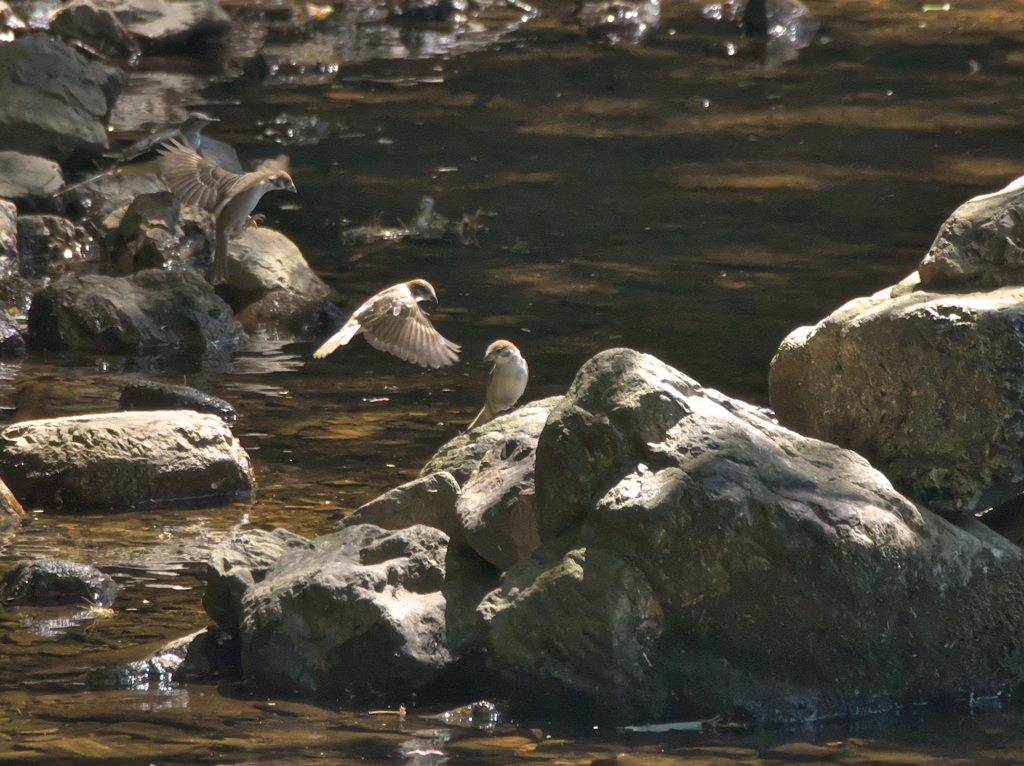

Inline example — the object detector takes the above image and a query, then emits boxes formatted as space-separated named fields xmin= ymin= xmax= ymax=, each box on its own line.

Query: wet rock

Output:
xmin=16 ymin=214 xmax=80 ymax=278
xmin=105 ymin=0 xmax=230 ymax=51
xmin=106 ymin=191 xmax=182 ymax=274
xmin=205 ymin=527 xmax=315 ymax=637
xmin=224 ymin=227 xmax=332 ymax=305
xmin=240 ymin=523 xmax=452 ymax=703
xmin=457 ymin=434 xmax=540 ymax=571
xmin=0 ymin=559 xmax=119 ymax=606
xmin=338 ymin=472 xmax=463 ymax=543
xmin=0 ymin=409 xmax=256 ymax=511
xmin=920 ymin=178 xmax=1024 ymax=289
xmin=763 ymin=0 xmax=818 ymax=68
xmin=89 ymin=624 xmax=239 ymax=688
xmin=0 ymin=201 xmax=16 ymax=259
xmin=257 ymin=113 xmax=331 ymax=148
xmin=27 ymin=265 xmax=243 ymax=354
xmin=0 ymin=474 xmax=24 ymax=531
xmin=243 ymin=41 xmax=341 ymax=87
xmin=235 ymin=289 xmax=345 ymax=337
xmin=0 ymin=33 xmax=124 ymax=160
xmin=391 ymin=0 xmax=468 ymax=24
xmin=49 ymin=0 xmax=142 ymax=60
xmin=0 ymin=311 xmax=26 ymax=357
xmin=483 ymin=348 xmax=1024 ymax=723
xmin=0 ymin=152 xmax=65 ymax=207
xmin=433 ymin=700 xmax=501 ymax=731
xmin=420 ymin=396 xmax=561 ymax=484
xmin=119 ymin=379 xmax=237 ymax=425
xmin=769 ymin=276 xmax=1024 ymax=522
xmin=575 ymin=0 xmax=659 ymax=44
xmin=60 ymin=170 xmax=168 ymax=229
xmin=0 ymin=1 xmax=27 ymax=40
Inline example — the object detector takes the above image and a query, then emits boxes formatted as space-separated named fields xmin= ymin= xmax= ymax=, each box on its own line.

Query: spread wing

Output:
xmin=359 ymin=292 xmax=460 ymax=369
xmin=157 ymin=137 xmax=248 ymax=211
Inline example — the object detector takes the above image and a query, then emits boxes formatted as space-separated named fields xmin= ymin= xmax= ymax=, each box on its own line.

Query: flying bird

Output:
xmin=468 ymin=340 xmax=528 ymax=429
xmin=157 ymin=137 xmax=296 ymax=284
xmin=313 ymin=279 xmax=461 ymax=368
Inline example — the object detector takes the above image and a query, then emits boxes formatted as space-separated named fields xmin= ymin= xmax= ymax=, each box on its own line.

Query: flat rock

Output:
xmin=0 ymin=409 xmax=256 ymax=511
xmin=119 ymin=379 xmax=236 ymax=424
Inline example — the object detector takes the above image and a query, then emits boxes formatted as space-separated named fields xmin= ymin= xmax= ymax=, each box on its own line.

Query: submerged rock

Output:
xmin=119 ymin=379 xmax=237 ymax=425
xmin=27 ymin=265 xmax=242 ymax=353
xmin=0 ymin=410 xmax=256 ymax=511
xmin=0 ymin=33 xmax=124 ymax=160
xmin=769 ymin=275 xmax=1024 ymax=522
xmin=0 ymin=559 xmax=119 ymax=606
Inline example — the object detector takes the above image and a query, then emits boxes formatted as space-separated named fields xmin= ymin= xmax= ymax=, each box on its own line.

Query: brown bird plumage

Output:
xmin=157 ymin=137 xmax=296 ymax=284
xmin=468 ymin=339 xmax=529 ymax=429
xmin=313 ymin=279 xmax=461 ymax=368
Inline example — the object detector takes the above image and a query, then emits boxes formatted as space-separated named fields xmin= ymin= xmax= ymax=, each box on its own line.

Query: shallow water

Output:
xmin=4 ymin=0 xmax=1024 ymax=760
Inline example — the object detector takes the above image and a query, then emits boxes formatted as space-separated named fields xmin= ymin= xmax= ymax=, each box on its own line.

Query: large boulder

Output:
xmin=0 ymin=33 xmax=124 ymax=160
xmin=239 ymin=523 xmax=453 ymax=703
xmin=480 ymin=348 xmax=1024 ymax=722
xmin=0 ymin=410 xmax=255 ymax=511
xmin=27 ymin=265 xmax=242 ymax=353
xmin=769 ymin=274 xmax=1024 ymax=521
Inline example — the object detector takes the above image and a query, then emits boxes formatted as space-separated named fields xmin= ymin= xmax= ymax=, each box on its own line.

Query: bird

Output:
xmin=61 ymin=112 xmax=243 ymax=195
xmin=157 ymin=137 xmax=296 ymax=284
xmin=468 ymin=340 xmax=528 ymax=429
xmin=312 ymin=279 xmax=461 ymax=368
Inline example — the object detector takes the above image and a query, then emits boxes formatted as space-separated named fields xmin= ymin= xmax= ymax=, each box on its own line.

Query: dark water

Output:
xmin=4 ymin=0 xmax=1024 ymax=760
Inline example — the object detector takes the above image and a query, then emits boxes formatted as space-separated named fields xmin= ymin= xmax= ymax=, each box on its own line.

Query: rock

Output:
xmin=0 ymin=409 xmax=256 ymax=511
xmin=105 ymin=0 xmax=230 ymax=51
xmin=0 ymin=474 xmax=23 ymax=531
xmin=119 ymin=380 xmax=237 ymax=424
xmin=575 ymin=0 xmax=660 ymax=44
xmin=0 ymin=310 xmax=25 ymax=357
xmin=27 ymin=265 xmax=242 ymax=354
xmin=919 ymin=179 xmax=1024 ymax=289
xmin=0 ymin=152 xmax=64 ymax=206
xmin=0 ymin=559 xmax=119 ymax=606
xmin=204 ymin=527 xmax=315 ymax=636
xmin=0 ymin=34 xmax=124 ymax=160
xmin=60 ymin=170 xmax=168 ymax=230
xmin=420 ymin=397 xmax=561 ymax=484
xmin=87 ymin=626 xmax=239 ymax=688
xmin=456 ymin=433 xmax=541 ymax=571
xmin=338 ymin=472 xmax=462 ymax=542
xmin=243 ymin=42 xmax=342 ymax=87
xmin=0 ymin=200 xmax=14 ymax=258
xmin=106 ymin=191 xmax=182 ymax=274
xmin=235 ymin=289 xmax=345 ymax=337
xmin=16 ymin=214 xmax=80 ymax=278
xmin=482 ymin=348 xmax=1024 ymax=723
xmin=769 ymin=277 xmax=1024 ymax=521
xmin=0 ymin=2 xmax=27 ymax=38
xmin=240 ymin=524 xmax=452 ymax=703
xmin=49 ymin=0 xmax=142 ymax=60
xmin=225 ymin=228 xmax=332 ymax=304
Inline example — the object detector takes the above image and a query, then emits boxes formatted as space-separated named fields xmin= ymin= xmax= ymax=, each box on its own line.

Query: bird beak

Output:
xmin=286 ymin=178 xmax=297 ymax=193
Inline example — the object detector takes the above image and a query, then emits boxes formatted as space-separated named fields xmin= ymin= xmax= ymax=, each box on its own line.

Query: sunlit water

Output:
xmin=4 ymin=0 xmax=1024 ymax=760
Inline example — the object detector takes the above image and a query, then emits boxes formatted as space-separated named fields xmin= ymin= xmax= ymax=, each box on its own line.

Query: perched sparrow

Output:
xmin=468 ymin=340 xmax=528 ymax=429
xmin=313 ymin=279 xmax=460 ymax=368
xmin=157 ymin=137 xmax=296 ymax=284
